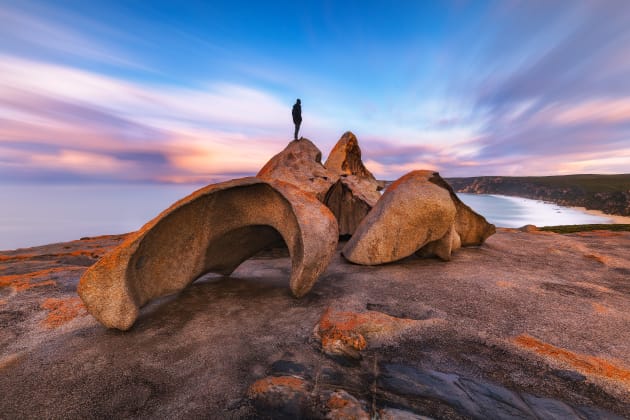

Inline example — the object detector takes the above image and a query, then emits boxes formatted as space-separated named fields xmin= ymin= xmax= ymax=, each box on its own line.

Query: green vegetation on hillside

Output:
xmin=539 ymin=224 xmax=630 ymax=234
xmin=452 ymin=174 xmax=630 ymax=193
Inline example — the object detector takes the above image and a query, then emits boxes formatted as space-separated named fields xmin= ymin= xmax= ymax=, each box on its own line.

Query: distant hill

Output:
xmin=445 ymin=174 xmax=630 ymax=216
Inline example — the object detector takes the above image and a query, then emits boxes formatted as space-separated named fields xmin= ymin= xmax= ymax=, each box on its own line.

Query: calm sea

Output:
xmin=0 ymin=184 xmax=622 ymax=251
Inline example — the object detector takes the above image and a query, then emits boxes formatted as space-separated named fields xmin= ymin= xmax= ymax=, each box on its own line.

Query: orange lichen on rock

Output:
xmin=0 ymin=254 xmax=36 ymax=262
xmin=575 ymin=282 xmax=613 ymax=293
xmin=0 ymin=299 xmax=7 ymax=305
xmin=0 ymin=248 xmax=105 ymax=263
xmin=327 ymin=393 xmax=352 ymax=410
xmin=0 ymin=266 xmax=84 ymax=292
xmin=248 ymin=376 xmax=307 ymax=397
xmin=496 ymin=280 xmax=513 ymax=288
xmin=0 ymin=268 xmax=62 ymax=292
xmin=592 ymin=303 xmax=609 ymax=314
xmin=0 ymin=353 xmax=22 ymax=370
xmin=584 ymin=253 xmax=609 ymax=264
xmin=66 ymin=250 xmax=103 ymax=258
xmin=315 ymin=308 xmax=422 ymax=358
xmin=514 ymin=334 xmax=630 ymax=386
xmin=326 ymin=390 xmax=370 ymax=419
xmin=575 ymin=230 xmax=623 ymax=238
xmin=318 ymin=308 xmax=417 ymax=336
xmin=497 ymin=227 xmax=515 ymax=233
xmin=40 ymin=297 xmax=87 ymax=328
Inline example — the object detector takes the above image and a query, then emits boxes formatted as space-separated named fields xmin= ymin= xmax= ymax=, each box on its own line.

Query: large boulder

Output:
xmin=323 ymin=132 xmax=382 ymax=236
xmin=78 ymin=177 xmax=338 ymax=330
xmin=257 ymin=139 xmax=337 ymax=201
xmin=342 ymin=171 xmax=495 ymax=265
xmin=343 ymin=170 xmax=457 ymax=265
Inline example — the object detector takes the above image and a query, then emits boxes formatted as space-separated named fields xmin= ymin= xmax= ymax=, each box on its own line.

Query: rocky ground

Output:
xmin=1 ymin=229 xmax=630 ymax=419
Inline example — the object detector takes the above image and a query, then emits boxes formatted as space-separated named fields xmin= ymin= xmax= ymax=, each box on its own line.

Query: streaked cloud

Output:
xmin=0 ymin=1 xmax=629 ymax=183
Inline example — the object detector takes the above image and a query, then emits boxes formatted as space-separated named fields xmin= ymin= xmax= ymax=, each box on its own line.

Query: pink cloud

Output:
xmin=0 ymin=55 xmax=303 ymax=182
xmin=552 ymin=98 xmax=630 ymax=125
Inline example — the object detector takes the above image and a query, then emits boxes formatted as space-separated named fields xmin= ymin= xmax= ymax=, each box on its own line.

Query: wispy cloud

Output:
xmin=0 ymin=3 xmax=142 ymax=69
xmin=0 ymin=55 xmax=306 ymax=183
xmin=1 ymin=1 xmax=630 ymax=184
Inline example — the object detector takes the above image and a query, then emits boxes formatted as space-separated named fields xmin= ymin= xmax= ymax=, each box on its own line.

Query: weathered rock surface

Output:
xmin=257 ymin=138 xmax=338 ymax=201
xmin=429 ymin=173 xmax=496 ymax=246
xmin=78 ymin=177 xmax=338 ymax=330
xmin=324 ymin=131 xmax=375 ymax=179
xmin=323 ymin=132 xmax=382 ymax=236
xmin=343 ymin=170 xmax=459 ymax=264
xmin=343 ymin=170 xmax=495 ymax=264
xmin=325 ymin=390 xmax=370 ymax=419
xmin=323 ymin=176 xmax=379 ymax=237
xmin=378 ymin=363 xmax=625 ymax=420
xmin=2 ymin=229 xmax=630 ymax=418
xmin=314 ymin=307 xmax=443 ymax=360
xmin=247 ymin=376 xmax=312 ymax=418
xmin=257 ymin=134 xmax=381 ymax=236
xmin=378 ymin=408 xmax=433 ymax=419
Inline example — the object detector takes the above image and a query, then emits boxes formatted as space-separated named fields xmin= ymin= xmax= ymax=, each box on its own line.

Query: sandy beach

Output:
xmin=572 ymin=206 xmax=630 ymax=224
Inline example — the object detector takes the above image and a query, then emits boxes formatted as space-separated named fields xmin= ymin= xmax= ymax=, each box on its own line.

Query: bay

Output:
xmin=457 ymin=193 xmax=619 ymax=228
xmin=0 ymin=184 xmax=623 ymax=251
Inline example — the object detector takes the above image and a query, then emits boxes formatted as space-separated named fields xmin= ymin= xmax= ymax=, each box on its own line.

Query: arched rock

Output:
xmin=78 ymin=178 xmax=338 ymax=330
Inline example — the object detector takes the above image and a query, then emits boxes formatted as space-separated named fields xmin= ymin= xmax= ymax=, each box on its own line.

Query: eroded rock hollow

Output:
xmin=78 ymin=178 xmax=338 ymax=330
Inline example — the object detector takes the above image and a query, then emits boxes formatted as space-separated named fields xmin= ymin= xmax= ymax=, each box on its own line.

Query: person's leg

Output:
xmin=294 ymin=122 xmax=301 ymax=140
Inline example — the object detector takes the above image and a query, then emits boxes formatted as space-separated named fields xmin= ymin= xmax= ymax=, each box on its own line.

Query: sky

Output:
xmin=1 ymin=0 xmax=630 ymax=184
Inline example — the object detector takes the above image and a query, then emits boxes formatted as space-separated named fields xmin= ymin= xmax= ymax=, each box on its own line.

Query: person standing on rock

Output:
xmin=292 ymin=98 xmax=302 ymax=140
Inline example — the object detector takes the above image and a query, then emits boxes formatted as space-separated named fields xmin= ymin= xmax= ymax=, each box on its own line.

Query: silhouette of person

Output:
xmin=292 ymin=98 xmax=302 ymax=140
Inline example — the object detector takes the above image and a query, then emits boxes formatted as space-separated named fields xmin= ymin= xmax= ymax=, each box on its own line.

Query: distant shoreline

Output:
xmin=482 ymin=193 xmax=630 ymax=224
xmin=459 ymin=191 xmax=630 ymax=222
xmin=446 ymin=174 xmax=630 ymax=218
xmin=570 ymin=205 xmax=630 ymax=224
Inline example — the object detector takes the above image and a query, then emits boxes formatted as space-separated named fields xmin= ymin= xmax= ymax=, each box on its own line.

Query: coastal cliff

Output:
xmin=446 ymin=174 xmax=630 ymax=216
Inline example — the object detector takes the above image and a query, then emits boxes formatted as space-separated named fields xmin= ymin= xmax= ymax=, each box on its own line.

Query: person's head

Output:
xmin=296 ymin=98 xmax=301 ymax=104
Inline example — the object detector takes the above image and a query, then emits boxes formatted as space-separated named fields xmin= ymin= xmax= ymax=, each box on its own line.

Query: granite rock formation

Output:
xmin=314 ymin=307 xmax=443 ymax=360
xmin=78 ymin=177 xmax=338 ymax=330
xmin=323 ymin=132 xmax=382 ymax=236
xmin=257 ymin=133 xmax=382 ymax=236
xmin=343 ymin=170 xmax=495 ymax=264
xmin=324 ymin=131 xmax=375 ymax=179
xmin=257 ymin=138 xmax=337 ymax=201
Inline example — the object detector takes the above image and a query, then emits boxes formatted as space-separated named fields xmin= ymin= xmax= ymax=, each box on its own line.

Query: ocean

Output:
xmin=0 ymin=184 xmax=623 ymax=251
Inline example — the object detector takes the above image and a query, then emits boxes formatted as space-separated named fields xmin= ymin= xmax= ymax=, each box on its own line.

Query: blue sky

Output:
xmin=1 ymin=0 xmax=629 ymax=183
